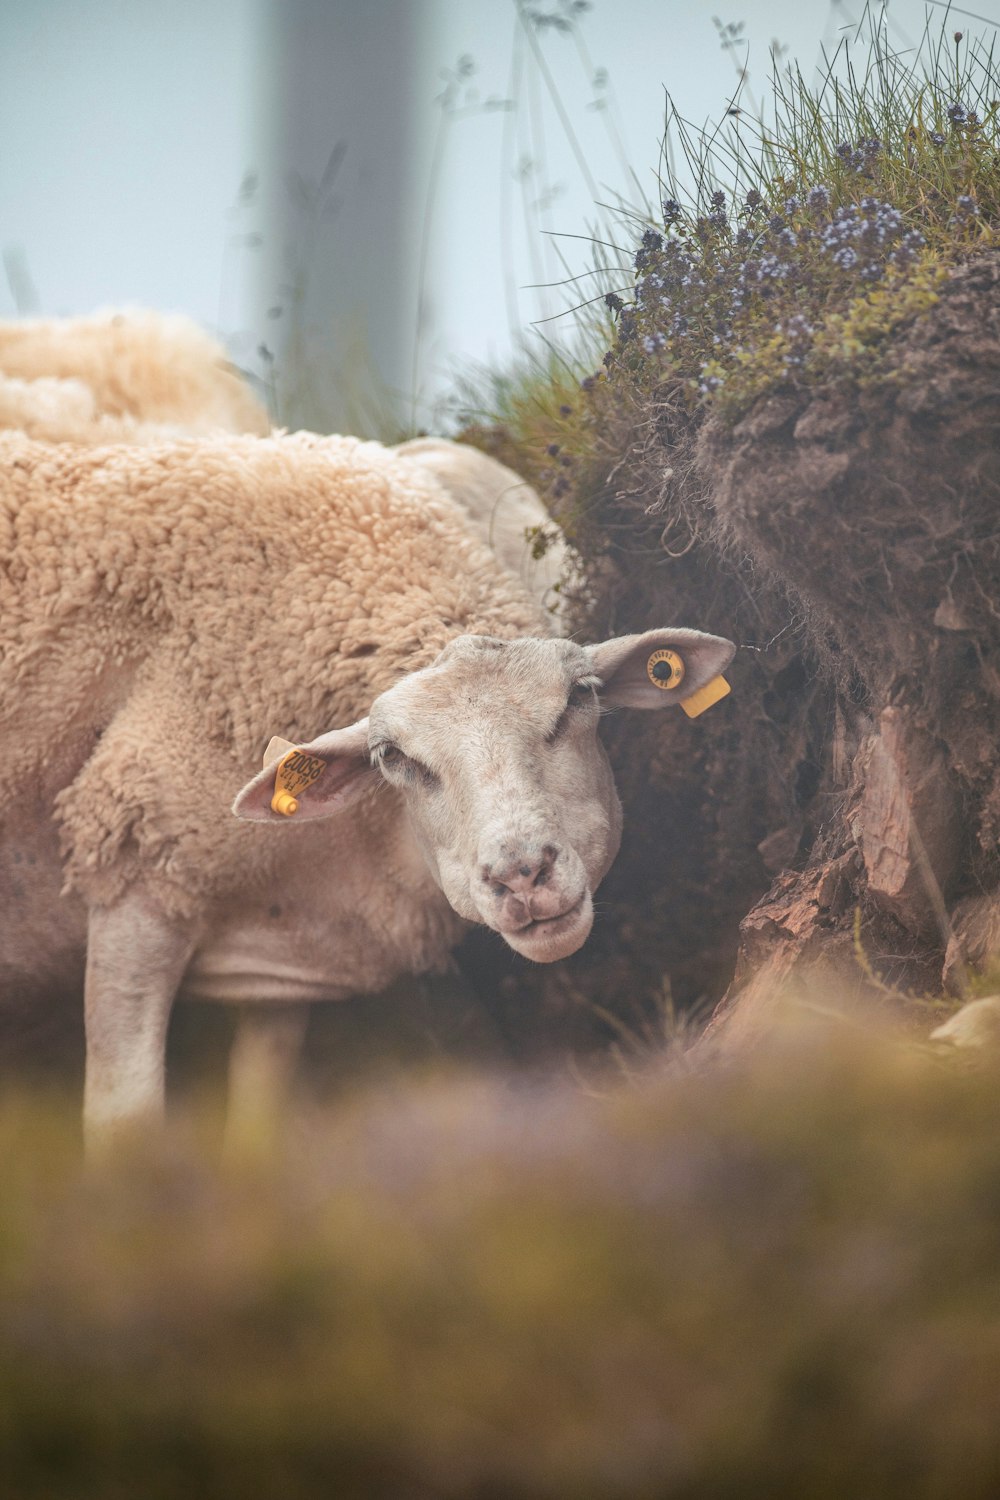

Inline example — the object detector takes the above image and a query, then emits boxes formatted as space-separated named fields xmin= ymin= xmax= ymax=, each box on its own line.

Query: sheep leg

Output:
xmin=83 ymin=897 xmax=194 ymax=1154
xmin=223 ymin=1003 xmax=309 ymax=1159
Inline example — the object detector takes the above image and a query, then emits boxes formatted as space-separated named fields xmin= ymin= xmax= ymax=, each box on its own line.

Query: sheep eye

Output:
xmin=373 ymin=743 xmax=438 ymax=790
xmin=547 ymin=680 xmax=597 ymax=743
xmin=373 ymin=743 xmax=403 ymax=769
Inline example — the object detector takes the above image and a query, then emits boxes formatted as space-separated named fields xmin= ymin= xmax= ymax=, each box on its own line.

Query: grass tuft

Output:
xmin=464 ymin=16 xmax=1000 ymax=499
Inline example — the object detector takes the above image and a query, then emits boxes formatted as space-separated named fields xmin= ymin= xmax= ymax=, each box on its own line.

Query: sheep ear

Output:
xmin=587 ymin=629 xmax=735 ymax=713
xmin=233 ymin=719 xmax=374 ymax=822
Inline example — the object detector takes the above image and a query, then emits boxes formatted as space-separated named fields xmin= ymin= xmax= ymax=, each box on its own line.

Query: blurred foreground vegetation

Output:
xmin=2 ymin=1013 xmax=999 ymax=1499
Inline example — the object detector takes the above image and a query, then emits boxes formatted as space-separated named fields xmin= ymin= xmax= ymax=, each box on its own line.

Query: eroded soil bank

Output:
xmin=507 ymin=253 xmax=1000 ymax=1045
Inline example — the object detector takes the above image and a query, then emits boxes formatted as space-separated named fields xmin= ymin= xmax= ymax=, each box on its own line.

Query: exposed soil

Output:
xmin=503 ymin=253 xmax=1000 ymax=1046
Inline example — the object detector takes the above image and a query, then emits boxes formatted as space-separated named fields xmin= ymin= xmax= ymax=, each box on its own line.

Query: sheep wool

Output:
xmin=0 ymin=431 xmax=548 ymax=921
xmin=0 ymin=310 xmax=268 ymax=438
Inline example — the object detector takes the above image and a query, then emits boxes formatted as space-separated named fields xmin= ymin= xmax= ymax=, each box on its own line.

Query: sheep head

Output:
xmin=233 ymin=630 xmax=734 ymax=963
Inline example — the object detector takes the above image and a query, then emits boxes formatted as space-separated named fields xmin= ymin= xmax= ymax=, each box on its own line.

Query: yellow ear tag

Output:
xmin=646 ymin=648 xmax=685 ymax=690
xmin=679 ymin=675 xmax=731 ymax=718
xmin=263 ymin=736 xmax=326 ymax=817
xmin=645 ymin=651 xmax=730 ymax=718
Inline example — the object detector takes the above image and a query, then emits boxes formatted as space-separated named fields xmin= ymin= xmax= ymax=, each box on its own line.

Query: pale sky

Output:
xmin=2 ymin=0 xmax=997 ymax=429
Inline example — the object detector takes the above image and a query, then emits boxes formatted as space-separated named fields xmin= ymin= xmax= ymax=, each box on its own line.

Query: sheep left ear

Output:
xmin=232 ymin=719 xmax=374 ymax=822
xmin=586 ymin=629 xmax=735 ymax=712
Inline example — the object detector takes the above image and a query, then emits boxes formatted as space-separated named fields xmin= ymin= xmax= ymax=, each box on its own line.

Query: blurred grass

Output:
xmin=2 ymin=1014 xmax=1000 ymax=1498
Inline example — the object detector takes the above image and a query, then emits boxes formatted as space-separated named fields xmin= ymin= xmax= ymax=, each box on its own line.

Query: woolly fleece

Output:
xmin=0 ymin=430 xmax=547 ymax=920
xmin=0 ymin=310 xmax=268 ymax=437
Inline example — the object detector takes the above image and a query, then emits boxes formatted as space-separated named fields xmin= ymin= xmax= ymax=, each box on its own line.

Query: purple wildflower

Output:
xmin=807 ymin=184 xmax=831 ymax=210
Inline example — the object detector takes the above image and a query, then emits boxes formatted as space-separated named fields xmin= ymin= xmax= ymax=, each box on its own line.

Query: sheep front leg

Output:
xmin=223 ymin=1003 xmax=309 ymax=1159
xmin=84 ymin=897 xmax=194 ymax=1155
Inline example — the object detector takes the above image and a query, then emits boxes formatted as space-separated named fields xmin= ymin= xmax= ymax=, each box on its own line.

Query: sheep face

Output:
xmin=234 ymin=629 xmax=734 ymax=964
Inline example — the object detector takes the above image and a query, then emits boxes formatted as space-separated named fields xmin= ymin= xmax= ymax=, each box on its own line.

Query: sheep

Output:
xmin=394 ymin=437 xmax=576 ymax=627
xmin=931 ymin=997 xmax=1000 ymax=1050
xmin=0 ymin=370 xmax=194 ymax=445
xmin=0 ymin=309 xmax=268 ymax=437
xmin=0 ymin=428 xmax=734 ymax=1151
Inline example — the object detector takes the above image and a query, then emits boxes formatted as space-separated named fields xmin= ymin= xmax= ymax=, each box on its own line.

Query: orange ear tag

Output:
xmin=646 ymin=650 xmax=731 ymax=718
xmin=679 ymin=675 xmax=731 ymax=718
xmin=262 ymin=736 xmax=326 ymax=817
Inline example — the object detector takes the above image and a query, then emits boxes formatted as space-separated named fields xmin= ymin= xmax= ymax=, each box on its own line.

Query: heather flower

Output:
xmin=662 ymin=197 xmax=682 ymax=223
xmin=768 ymin=214 xmax=786 ymax=233
xmin=708 ymin=208 xmax=729 ymax=230
xmin=642 ymin=228 xmax=663 ymax=251
xmin=546 ymin=442 xmax=561 ymax=457
xmin=710 ymin=189 xmax=726 ymax=209
xmin=807 ymin=184 xmax=831 ymax=210
xmin=777 ymin=227 xmax=797 ymax=250
xmin=756 ymin=253 xmax=790 ymax=282
xmin=948 ymin=101 xmax=969 ymax=125
xmin=956 ymin=194 xmax=978 ymax=214
xmin=744 ymin=188 xmax=762 ymax=209
xmin=778 ymin=312 xmax=814 ymax=366
xmin=604 ymin=292 xmax=624 ymax=313
xmin=832 ymin=246 xmax=858 ymax=270
xmin=784 ymin=195 xmax=801 ymax=215
xmin=929 ymin=131 xmax=946 ymax=147
xmin=780 ymin=313 xmax=814 ymax=339
xmin=835 ymin=141 xmax=852 ymax=160
xmin=643 ymin=332 xmax=666 ymax=354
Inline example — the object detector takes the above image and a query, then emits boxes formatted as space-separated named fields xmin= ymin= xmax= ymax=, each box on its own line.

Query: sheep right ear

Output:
xmin=233 ymin=719 xmax=374 ymax=822
xmin=587 ymin=629 xmax=734 ymax=712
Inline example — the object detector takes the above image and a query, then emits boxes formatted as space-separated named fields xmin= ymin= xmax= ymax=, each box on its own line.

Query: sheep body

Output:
xmin=0 ymin=310 xmax=268 ymax=437
xmin=0 ymin=429 xmax=544 ymax=950
xmin=394 ymin=437 xmax=574 ymax=626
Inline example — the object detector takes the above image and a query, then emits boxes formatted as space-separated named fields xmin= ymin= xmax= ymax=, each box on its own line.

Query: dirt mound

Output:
xmin=697 ymin=253 xmax=1000 ymax=1030
xmin=498 ymin=253 xmax=1000 ymax=1048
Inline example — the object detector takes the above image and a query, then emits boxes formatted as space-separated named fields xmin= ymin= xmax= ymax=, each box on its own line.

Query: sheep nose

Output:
xmin=482 ymin=845 xmax=558 ymax=894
